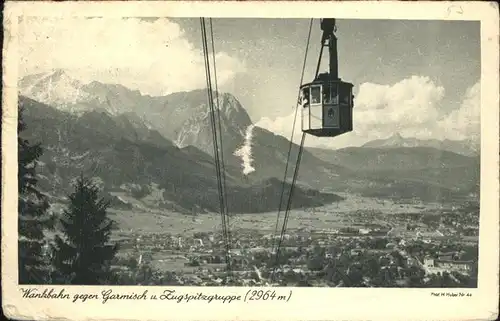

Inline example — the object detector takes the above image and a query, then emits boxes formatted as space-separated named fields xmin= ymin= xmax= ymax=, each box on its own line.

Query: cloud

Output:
xmin=256 ymin=111 xmax=302 ymax=145
xmin=438 ymin=81 xmax=480 ymax=141
xmin=18 ymin=17 xmax=245 ymax=95
xmin=354 ymin=76 xmax=445 ymax=139
xmin=256 ymin=76 xmax=480 ymax=148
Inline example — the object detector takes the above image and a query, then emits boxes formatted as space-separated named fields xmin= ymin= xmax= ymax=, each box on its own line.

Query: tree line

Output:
xmin=18 ymin=105 xmax=118 ymax=285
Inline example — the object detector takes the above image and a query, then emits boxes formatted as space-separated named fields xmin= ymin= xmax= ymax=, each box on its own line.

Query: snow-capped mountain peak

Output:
xmin=19 ymin=69 xmax=92 ymax=108
xmin=19 ymin=69 xmax=147 ymax=116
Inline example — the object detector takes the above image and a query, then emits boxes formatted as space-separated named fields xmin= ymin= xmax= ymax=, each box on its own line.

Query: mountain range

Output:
xmin=18 ymin=69 xmax=480 ymax=213
xmin=362 ymin=132 xmax=479 ymax=157
xmin=20 ymin=96 xmax=343 ymax=214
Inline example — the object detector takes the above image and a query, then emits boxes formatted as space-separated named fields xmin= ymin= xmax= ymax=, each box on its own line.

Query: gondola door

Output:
xmin=323 ymin=82 xmax=340 ymax=128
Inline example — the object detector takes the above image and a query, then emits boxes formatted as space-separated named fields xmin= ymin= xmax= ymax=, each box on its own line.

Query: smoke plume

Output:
xmin=234 ymin=124 xmax=256 ymax=175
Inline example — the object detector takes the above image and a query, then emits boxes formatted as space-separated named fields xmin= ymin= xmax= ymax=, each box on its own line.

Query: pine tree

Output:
xmin=52 ymin=174 xmax=118 ymax=284
xmin=18 ymin=104 xmax=54 ymax=284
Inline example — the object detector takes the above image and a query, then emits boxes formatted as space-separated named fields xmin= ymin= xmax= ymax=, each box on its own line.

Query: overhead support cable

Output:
xmin=271 ymin=132 xmax=306 ymax=283
xmin=200 ymin=17 xmax=232 ymax=273
xmin=208 ymin=18 xmax=232 ymax=252
xmin=270 ymin=18 xmax=313 ymax=270
xmin=271 ymin=18 xmax=313 ymax=256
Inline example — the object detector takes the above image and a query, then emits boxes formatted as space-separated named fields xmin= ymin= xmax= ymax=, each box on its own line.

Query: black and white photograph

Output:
xmin=2 ymin=1 xmax=499 ymax=321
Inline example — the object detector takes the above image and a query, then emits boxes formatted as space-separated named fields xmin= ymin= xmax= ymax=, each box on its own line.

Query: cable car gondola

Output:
xmin=300 ymin=18 xmax=354 ymax=137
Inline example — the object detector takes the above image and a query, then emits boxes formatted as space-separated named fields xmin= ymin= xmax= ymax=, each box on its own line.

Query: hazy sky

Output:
xmin=19 ymin=17 xmax=480 ymax=148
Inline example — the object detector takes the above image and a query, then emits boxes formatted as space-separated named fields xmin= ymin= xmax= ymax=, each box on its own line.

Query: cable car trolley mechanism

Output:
xmin=300 ymin=18 xmax=354 ymax=137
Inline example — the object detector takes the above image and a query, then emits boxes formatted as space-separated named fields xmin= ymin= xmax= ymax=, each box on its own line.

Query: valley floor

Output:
xmin=106 ymin=194 xmax=479 ymax=288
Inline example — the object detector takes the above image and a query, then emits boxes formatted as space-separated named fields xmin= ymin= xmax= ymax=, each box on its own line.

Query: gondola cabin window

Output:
xmin=331 ymin=83 xmax=339 ymax=104
xmin=301 ymin=88 xmax=310 ymax=107
xmin=323 ymin=83 xmax=339 ymax=105
xmin=310 ymin=86 xmax=322 ymax=105
xmin=339 ymin=82 xmax=351 ymax=106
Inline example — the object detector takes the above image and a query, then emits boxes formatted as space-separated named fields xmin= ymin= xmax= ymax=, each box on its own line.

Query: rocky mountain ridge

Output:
xmin=19 ymin=69 xmax=480 ymax=206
